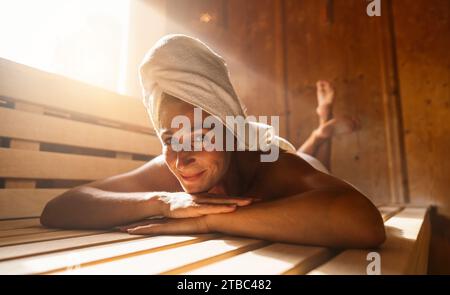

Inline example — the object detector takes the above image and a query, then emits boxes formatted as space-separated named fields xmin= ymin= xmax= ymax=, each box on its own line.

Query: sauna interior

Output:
xmin=0 ymin=0 xmax=448 ymax=274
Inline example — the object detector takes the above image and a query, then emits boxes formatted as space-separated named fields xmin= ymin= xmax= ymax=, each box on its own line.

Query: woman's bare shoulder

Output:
xmin=248 ymin=152 xmax=315 ymax=198
xmin=128 ymin=154 xmax=183 ymax=191
xmin=88 ymin=154 xmax=182 ymax=192
xmin=262 ymin=152 xmax=316 ymax=176
xmin=254 ymin=152 xmax=355 ymax=198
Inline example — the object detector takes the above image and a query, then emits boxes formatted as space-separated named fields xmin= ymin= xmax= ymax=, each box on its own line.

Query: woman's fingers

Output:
xmin=194 ymin=203 xmax=237 ymax=215
xmin=114 ymin=218 xmax=165 ymax=232
xmin=161 ymin=192 xmax=263 ymax=218
xmin=193 ymin=195 xmax=254 ymax=206
xmin=167 ymin=203 xmax=238 ymax=218
xmin=127 ymin=217 xmax=208 ymax=235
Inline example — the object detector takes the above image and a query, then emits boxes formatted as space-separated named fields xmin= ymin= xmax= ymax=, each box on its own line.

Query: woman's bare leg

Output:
xmin=298 ymin=81 xmax=360 ymax=169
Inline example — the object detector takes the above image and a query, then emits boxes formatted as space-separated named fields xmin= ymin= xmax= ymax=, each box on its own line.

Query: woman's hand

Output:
xmin=115 ymin=192 xmax=259 ymax=235
xmin=117 ymin=216 xmax=210 ymax=236
xmin=158 ymin=192 xmax=255 ymax=218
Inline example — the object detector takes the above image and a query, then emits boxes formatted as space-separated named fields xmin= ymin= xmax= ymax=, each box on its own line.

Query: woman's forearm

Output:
xmin=40 ymin=186 xmax=165 ymax=229
xmin=205 ymin=188 xmax=386 ymax=248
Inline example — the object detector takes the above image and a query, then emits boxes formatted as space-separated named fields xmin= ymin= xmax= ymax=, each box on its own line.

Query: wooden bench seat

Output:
xmin=0 ymin=206 xmax=430 ymax=274
xmin=0 ymin=58 xmax=431 ymax=274
xmin=0 ymin=58 xmax=160 ymax=219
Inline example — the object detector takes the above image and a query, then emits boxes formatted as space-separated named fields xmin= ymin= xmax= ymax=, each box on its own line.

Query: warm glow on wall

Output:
xmin=0 ymin=0 xmax=130 ymax=94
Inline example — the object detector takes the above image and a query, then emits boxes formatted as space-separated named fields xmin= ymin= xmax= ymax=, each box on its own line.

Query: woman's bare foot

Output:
xmin=315 ymin=116 xmax=361 ymax=139
xmin=316 ymin=80 xmax=335 ymax=125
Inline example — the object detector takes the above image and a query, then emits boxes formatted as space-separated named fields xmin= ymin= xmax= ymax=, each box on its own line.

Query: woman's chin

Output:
xmin=182 ymin=180 xmax=214 ymax=194
xmin=182 ymin=182 xmax=206 ymax=194
xmin=185 ymin=188 xmax=208 ymax=194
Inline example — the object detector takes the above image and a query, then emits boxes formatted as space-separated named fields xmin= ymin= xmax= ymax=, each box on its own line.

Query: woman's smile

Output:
xmin=179 ymin=170 xmax=206 ymax=182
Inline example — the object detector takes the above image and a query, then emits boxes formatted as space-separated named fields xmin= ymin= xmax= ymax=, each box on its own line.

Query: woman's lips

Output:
xmin=179 ymin=170 xmax=206 ymax=182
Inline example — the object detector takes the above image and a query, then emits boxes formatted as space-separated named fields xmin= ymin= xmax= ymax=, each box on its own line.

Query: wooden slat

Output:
xmin=307 ymin=207 xmax=429 ymax=275
xmin=0 ymin=148 xmax=145 ymax=180
xmin=0 ymin=234 xmax=218 ymax=275
xmin=160 ymin=240 xmax=270 ymax=274
xmin=115 ymin=152 xmax=133 ymax=159
xmin=0 ymin=218 xmax=41 ymax=231
xmin=409 ymin=209 xmax=431 ymax=274
xmin=0 ymin=206 xmax=415 ymax=275
xmin=184 ymin=206 xmax=402 ymax=275
xmin=185 ymin=243 xmax=334 ymax=275
xmin=377 ymin=0 xmax=409 ymax=204
xmin=5 ymin=103 xmax=42 ymax=189
xmin=56 ymin=237 xmax=267 ymax=274
xmin=0 ymin=189 xmax=66 ymax=219
xmin=0 ymin=232 xmax=152 ymax=261
xmin=0 ymin=227 xmax=61 ymax=238
xmin=4 ymin=180 xmax=36 ymax=189
xmin=0 ymin=107 xmax=161 ymax=156
xmin=0 ymin=229 xmax=107 ymax=247
xmin=0 ymin=206 xmax=401 ymax=259
xmin=0 ymin=58 xmax=149 ymax=128
xmin=378 ymin=206 xmax=404 ymax=221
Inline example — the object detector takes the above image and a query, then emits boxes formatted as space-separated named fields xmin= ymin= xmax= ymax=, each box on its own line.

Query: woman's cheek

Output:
xmin=208 ymin=152 xmax=227 ymax=177
xmin=163 ymin=149 xmax=176 ymax=168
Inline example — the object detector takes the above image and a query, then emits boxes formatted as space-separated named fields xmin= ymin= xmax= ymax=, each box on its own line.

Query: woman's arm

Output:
xmin=40 ymin=187 xmax=166 ymax=229
xmin=120 ymin=153 xmax=385 ymax=248
xmin=205 ymin=187 xmax=386 ymax=248
xmin=125 ymin=187 xmax=385 ymax=249
xmin=40 ymin=155 xmax=254 ymax=229
xmin=40 ymin=155 xmax=178 ymax=229
xmin=206 ymin=155 xmax=386 ymax=248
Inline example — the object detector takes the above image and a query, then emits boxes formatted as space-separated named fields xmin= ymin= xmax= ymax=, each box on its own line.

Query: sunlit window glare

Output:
xmin=0 ymin=0 xmax=130 ymax=94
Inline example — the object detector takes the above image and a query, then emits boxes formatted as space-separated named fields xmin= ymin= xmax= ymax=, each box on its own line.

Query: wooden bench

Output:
xmin=0 ymin=58 xmax=430 ymax=275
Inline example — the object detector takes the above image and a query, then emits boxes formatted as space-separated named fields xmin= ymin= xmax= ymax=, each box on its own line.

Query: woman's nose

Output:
xmin=175 ymin=151 xmax=196 ymax=170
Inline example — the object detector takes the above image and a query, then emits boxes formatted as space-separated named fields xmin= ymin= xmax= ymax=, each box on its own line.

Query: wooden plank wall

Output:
xmin=391 ymin=0 xmax=450 ymax=274
xmin=164 ymin=0 xmax=393 ymax=202
xmin=161 ymin=0 xmax=449 ymax=272
xmin=283 ymin=0 xmax=393 ymax=202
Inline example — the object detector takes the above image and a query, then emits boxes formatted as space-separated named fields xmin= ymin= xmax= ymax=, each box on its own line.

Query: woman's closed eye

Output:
xmin=163 ymin=136 xmax=172 ymax=146
xmin=162 ymin=130 xmax=213 ymax=150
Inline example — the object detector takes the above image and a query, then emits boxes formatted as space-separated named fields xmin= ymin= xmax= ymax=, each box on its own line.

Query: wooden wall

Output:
xmin=164 ymin=0 xmax=395 ymax=203
xmin=392 ymin=0 xmax=450 ymax=274
xmin=160 ymin=0 xmax=449 ymax=272
xmin=283 ymin=0 xmax=395 ymax=203
xmin=393 ymin=0 xmax=450 ymax=217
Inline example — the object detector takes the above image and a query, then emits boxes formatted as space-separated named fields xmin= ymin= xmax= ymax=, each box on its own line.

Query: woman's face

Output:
xmin=158 ymin=99 xmax=231 ymax=194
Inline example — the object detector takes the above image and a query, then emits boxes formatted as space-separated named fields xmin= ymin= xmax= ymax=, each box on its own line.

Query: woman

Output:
xmin=41 ymin=34 xmax=384 ymax=248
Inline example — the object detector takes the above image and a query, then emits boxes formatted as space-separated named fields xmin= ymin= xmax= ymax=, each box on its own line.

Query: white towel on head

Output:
xmin=139 ymin=33 xmax=297 ymax=154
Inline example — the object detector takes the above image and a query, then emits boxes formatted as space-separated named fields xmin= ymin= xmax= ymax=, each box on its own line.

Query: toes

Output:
xmin=316 ymin=80 xmax=325 ymax=88
xmin=316 ymin=80 xmax=334 ymax=105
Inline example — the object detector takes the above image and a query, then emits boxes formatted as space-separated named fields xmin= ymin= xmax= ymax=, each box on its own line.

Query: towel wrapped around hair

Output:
xmin=138 ymin=33 xmax=328 ymax=172
xmin=139 ymin=34 xmax=296 ymax=153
